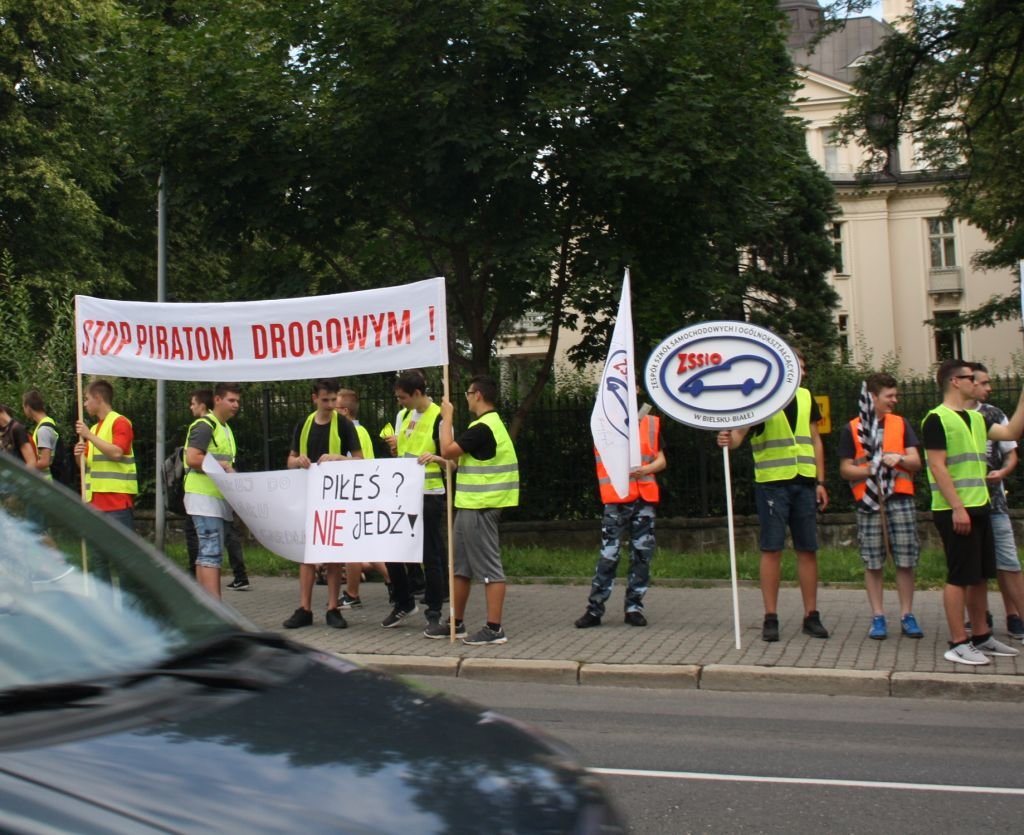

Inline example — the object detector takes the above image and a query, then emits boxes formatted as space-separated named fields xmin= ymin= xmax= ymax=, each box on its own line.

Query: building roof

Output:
xmin=780 ymin=1 xmax=892 ymax=85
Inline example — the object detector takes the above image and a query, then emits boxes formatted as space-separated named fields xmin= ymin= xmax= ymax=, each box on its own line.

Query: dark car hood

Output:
xmin=0 ymin=649 xmax=619 ymax=834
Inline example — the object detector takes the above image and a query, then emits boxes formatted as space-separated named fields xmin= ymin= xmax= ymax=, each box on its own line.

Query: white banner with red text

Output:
xmin=75 ymin=277 xmax=447 ymax=381
xmin=203 ymin=456 xmax=425 ymax=563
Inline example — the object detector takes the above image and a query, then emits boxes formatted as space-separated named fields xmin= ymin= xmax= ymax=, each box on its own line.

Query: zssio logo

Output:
xmin=644 ymin=322 xmax=800 ymax=430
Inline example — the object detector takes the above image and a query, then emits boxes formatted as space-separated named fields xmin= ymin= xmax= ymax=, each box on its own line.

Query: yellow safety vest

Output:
xmin=183 ymin=416 xmax=235 ymax=499
xmin=397 ymin=404 xmax=444 ymax=493
xmin=923 ymin=405 xmax=989 ymax=511
xmin=31 ymin=415 xmax=58 ymax=481
xmin=84 ymin=410 xmax=138 ymax=502
xmin=354 ymin=423 xmax=374 ymax=460
xmin=298 ymin=411 xmax=342 ymax=457
xmin=751 ymin=388 xmax=816 ymax=483
xmin=456 ymin=411 xmax=519 ymax=509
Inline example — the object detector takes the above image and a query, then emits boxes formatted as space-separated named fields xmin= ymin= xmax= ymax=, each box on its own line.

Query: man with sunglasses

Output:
xmin=440 ymin=375 xmax=519 ymax=645
xmin=922 ymin=358 xmax=1024 ymax=665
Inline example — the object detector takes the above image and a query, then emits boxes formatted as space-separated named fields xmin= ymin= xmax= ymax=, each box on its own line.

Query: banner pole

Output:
xmin=443 ymin=365 xmax=456 ymax=642
xmin=76 ymin=370 xmax=90 ymax=587
xmin=723 ymin=444 xmax=742 ymax=650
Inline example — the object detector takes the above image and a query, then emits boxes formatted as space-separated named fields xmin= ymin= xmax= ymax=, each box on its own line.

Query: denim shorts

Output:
xmin=990 ymin=511 xmax=1021 ymax=571
xmin=192 ymin=515 xmax=225 ymax=568
xmin=755 ymin=481 xmax=818 ymax=553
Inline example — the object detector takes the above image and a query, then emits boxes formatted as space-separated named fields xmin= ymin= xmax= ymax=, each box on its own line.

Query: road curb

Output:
xmin=460 ymin=658 xmax=580 ymax=684
xmin=700 ymin=664 xmax=890 ymax=697
xmin=891 ymin=671 xmax=1024 ymax=702
xmin=580 ymin=663 xmax=700 ymax=689
xmin=344 ymin=654 xmax=460 ymax=678
xmin=339 ymin=653 xmax=1024 ymax=701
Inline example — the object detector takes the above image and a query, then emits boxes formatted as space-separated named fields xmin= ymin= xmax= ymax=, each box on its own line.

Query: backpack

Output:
xmin=164 ymin=416 xmax=217 ymax=514
xmin=34 ymin=417 xmax=77 ymax=490
xmin=163 ymin=445 xmax=188 ymax=514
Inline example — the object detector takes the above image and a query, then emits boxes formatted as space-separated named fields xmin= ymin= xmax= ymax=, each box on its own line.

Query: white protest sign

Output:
xmin=75 ymin=277 xmax=447 ymax=381
xmin=644 ymin=320 xmax=800 ymax=653
xmin=644 ymin=320 xmax=800 ymax=430
xmin=202 ymin=457 xmax=424 ymax=563
xmin=304 ymin=458 xmax=424 ymax=564
xmin=203 ymin=457 xmax=308 ymax=561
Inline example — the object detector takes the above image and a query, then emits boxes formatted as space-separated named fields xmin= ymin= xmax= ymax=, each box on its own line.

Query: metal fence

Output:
xmin=42 ymin=372 xmax=1024 ymax=521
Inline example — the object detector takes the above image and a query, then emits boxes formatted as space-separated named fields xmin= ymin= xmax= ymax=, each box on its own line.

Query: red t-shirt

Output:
xmin=89 ymin=415 xmax=134 ymax=512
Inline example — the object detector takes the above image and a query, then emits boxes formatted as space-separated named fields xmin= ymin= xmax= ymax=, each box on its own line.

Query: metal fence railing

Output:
xmin=30 ymin=372 xmax=1024 ymax=521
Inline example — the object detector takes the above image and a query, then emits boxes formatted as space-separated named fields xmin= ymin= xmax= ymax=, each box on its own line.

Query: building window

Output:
xmin=933 ymin=311 xmax=963 ymax=361
xmin=928 ymin=218 xmax=957 ymax=268
xmin=830 ymin=222 xmax=845 ymax=274
xmin=837 ymin=313 xmax=851 ymax=364
xmin=823 ymin=128 xmax=840 ymax=173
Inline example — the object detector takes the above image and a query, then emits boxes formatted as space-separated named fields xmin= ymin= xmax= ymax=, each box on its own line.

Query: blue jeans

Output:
xmin=192 ymin=515 xmax=225 ymax=568
xmin=586 ymin=500 xmax=656 ymax=617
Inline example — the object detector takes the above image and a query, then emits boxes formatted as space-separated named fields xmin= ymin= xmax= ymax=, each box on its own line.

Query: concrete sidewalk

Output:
xmin=225 ymin=577 xmax=1024 ymax=701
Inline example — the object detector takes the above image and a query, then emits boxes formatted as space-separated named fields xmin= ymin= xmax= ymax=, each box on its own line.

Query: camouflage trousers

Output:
xmin=586 ymin=500 xmax=656 ymax=617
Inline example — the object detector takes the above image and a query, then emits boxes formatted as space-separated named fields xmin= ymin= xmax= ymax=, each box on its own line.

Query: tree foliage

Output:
xmin=830 ymin=0 xmax=1024 ymax=326
xmin=3 ymin=1 xmax=840 ymax=432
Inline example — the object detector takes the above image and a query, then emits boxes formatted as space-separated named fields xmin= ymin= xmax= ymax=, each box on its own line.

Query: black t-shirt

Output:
xmin=921 ymin=409 xmax=974 ymax=451
xmin=291 ymin=413 xmax=360 ymax=461
xmin=456 ymin=411 xmax=498 ymax=461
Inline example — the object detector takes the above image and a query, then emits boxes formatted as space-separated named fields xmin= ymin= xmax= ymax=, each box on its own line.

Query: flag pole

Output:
xmin=442 ymin=364 xmax=456 ymax=642
xmin=722 ymin=444 xmax=742 ymax=649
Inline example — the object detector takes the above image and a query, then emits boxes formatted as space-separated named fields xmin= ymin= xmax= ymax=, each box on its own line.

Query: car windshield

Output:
xmin=0 ymin=456 xmax=245 ymax=689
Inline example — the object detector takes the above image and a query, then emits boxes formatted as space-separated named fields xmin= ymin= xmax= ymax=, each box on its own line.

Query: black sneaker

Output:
xmin=325 ymin=608 xmax=348 ymax=629
xmin=802 ymin=610 xmax=829 ymax=639
xmin=574 ymin=611 xmax=602 ymax=628
xmin=424 ymin=619 xmax=467 ymax=639
xmin=463 ymin=625 xmax=507 ymax=646
xmin=762 ymin=614 xmax=780 ymax=642
xmin=226 ymin=578 xmax=251 ymax=591
xmin=339 ymin=592 xmax=362 ymax=609
xmin=624 ymin=611 xmax=647 ymax=627
xmin=283 ymin=607 xmax=313 ymax=629
xmin=382 ymin=604 xmax=418 ymax=628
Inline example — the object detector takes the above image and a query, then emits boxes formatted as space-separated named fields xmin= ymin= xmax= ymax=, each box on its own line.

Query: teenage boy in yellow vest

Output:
xmin=384 ymin=371 xmax=449 ymax=636
xmin=440 ymin=374 xmax=519 ymax=646
xmin=575 ymin=411 xmax=666 ymax=629
xmin=922 ymin=358 xmax=1024 ymax=666
xmin=22 ymin=389 xmax=58 ymax=480
xmin=334 ymin=388 xmax=390 ymax=610
xmin=284 ymin=379 xmax=362 ymax=629
xmin=183 ymin=388 xmax=251 ymax=591
xmin=838 ymin=373 xmax=923 ymax=640
xmin=717 ymin=354 xmax=829 ymax=642
xmin=184 ymin=382 xmax=241 ymax=600
xmin=74 ymin=379 xmax=137 ymax=532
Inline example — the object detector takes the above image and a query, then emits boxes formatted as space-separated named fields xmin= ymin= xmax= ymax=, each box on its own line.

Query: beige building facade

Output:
xmin=788 ymin=0 xmax=1020 ymax=374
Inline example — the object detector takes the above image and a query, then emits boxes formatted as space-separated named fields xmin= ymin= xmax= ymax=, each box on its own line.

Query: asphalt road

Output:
xmin=411 ymin=676 xmax=1024 ymax=834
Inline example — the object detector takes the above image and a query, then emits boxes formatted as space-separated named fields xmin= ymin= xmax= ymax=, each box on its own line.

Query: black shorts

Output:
xmin=932 ymin=507 xmax=996 ymax=587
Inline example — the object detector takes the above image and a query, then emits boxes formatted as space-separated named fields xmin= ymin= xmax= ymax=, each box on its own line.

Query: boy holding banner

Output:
xmin=184 ymin=383 xmax=241 ymax=599
xmin=283 ymin=379 xmax=363 ymax=629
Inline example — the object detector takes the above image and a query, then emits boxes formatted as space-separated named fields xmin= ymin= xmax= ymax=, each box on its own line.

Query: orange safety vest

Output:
xmin=847 ymin=414 xmax=915 ymax=502
xmin=595 ymin=415 xmax=661 ymax=504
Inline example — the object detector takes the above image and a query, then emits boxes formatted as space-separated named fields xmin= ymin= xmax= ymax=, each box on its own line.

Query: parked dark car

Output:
xmin=0 ymin=456 xmax=623 ymax=834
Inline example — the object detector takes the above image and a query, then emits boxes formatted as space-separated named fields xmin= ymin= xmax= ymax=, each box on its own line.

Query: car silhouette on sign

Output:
xmin=678 ymin=354 xmax=773 ymax=398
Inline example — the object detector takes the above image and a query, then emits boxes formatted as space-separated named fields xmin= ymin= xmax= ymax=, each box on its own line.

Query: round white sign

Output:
xmin=644 ymin=321 xmax=801 ymax=429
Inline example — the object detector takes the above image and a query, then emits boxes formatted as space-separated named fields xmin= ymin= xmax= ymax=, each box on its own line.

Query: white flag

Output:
xmin=590 ymin=269 xmax=641 ymax=499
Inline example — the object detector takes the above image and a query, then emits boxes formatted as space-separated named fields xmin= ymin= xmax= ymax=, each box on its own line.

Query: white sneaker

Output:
xmin=944 ymin=643 xmax=991 ymax=666
xmin=973 ymin=636 xmax=1020 ymax=657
